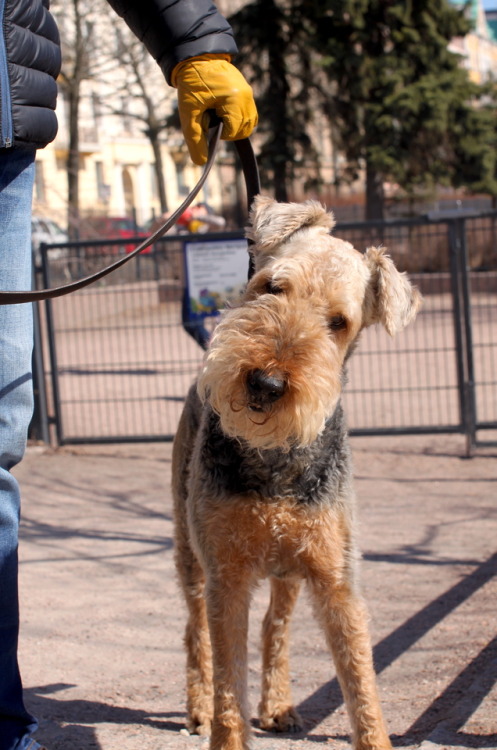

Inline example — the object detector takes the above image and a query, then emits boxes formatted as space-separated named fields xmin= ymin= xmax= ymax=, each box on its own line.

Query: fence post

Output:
xmin=40 ymin=242 xmax=65 ymax=446
xmin=458 ymin=218 xmax=477 ymax=455
xmin=448 ymin=219 xmax=477 ymax=456
xmin=29 ymin=300 xmax=51 ymax=443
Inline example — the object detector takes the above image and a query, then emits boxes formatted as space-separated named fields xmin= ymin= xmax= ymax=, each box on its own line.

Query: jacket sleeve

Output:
xmin=105 ymin=0 xmax=238 ymax=84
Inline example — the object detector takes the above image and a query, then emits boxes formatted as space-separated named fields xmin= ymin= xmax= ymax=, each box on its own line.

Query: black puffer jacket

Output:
xmin=106 ymin=0 xmax=238 ymax=85
xmin=0 ymin=0 xmax=238 ymax=151
xmin=0 ymin=0 xmax=61 ymax=149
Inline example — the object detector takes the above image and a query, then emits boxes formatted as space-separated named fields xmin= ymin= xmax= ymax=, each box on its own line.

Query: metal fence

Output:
xmin=31 ymin=212 xmax=497 ymax=453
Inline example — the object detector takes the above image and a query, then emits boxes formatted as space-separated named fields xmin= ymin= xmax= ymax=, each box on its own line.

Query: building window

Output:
xmin=150 ymin=164 xmax=158 ymax=199
xmin=176 ymin=163 xmax=189 ymax=196
xmin=95 ymin=161 xmax=110 ymax=202
xmin=92 ymin=92 xmax=102 ymax=130
xmin=120 ymin=96 xmax=132 ymax=133
xmin=35 ymin=162 xmax=46 ymax=202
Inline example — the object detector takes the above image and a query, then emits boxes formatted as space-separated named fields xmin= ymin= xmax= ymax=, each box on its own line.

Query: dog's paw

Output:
xmin=186 ymin=712 xmax=212 ymax=736
xmin=259 ymin=705 xmax=303 ymax=733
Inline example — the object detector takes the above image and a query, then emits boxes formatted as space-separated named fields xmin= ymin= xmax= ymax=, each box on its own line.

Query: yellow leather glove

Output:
xmin=172 ymin=54 xmax=258 ymax=165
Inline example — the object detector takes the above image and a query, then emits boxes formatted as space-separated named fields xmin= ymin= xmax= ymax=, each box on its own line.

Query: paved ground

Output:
xmin=15 ymin=434 xmax=497 ymax=750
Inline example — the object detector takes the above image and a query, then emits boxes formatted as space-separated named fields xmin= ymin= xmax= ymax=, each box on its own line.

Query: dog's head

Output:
xmin=198 ymin=196 xmax=421 ymax=450
xmin=246 ymin=195 xmax=336 ymax=268
xmin=246 ymin=196 xmax=421 ymax=335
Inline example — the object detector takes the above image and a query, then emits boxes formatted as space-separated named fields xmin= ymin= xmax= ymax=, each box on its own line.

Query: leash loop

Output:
xmin=0 ymin=121 xmax=259 ymax=304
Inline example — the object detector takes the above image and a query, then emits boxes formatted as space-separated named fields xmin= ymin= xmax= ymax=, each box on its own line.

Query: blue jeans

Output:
xmin=0 ymin=149 xmax=38 ymax=750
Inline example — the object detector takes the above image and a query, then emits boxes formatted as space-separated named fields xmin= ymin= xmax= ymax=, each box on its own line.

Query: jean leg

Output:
xmin=0 ymin=149 xmax=38 ymax=750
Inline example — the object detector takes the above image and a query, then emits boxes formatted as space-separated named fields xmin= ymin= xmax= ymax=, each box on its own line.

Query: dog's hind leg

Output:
xmin=172 ymin=391 xmax=213 ymax=735
xmin=181 ymin=557 xmax=213 ymax=735
xmin=174 ymin=513 xmax=213 ymax=735
xmin=259 ymin=576 xmax=303 ymax=733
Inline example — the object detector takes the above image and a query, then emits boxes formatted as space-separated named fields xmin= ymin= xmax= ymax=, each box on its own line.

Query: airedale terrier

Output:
xmin=172 ymin=196 xmax=421 ymax=750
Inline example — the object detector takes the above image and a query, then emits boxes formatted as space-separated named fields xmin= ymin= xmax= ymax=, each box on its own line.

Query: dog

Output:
xmin=172 ymin=195 xmax=422 ymax=750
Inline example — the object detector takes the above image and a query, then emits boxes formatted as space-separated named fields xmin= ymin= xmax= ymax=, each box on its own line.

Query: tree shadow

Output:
xmin=25 ymin=683 xmax=186 ymax=749
xmin=296 ymin=552 xmax=497 ymax=747
xmin=24 ymin=555 xmax=497 ymax=748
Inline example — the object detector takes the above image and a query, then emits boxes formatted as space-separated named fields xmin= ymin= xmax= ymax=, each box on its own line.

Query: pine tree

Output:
xmin=307 ymin=0 xmax=497 ymax=218
xmin=229 ymin=0 xmax=320 ymax=201
xmin=230 ymin=0 xmax=497 ymax=218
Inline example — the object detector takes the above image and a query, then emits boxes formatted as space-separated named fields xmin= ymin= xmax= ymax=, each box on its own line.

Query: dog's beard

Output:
xmin=197 ymin=303 xmax=343 ymax=451
xmin=204 ymin=380 xmax=340 ymax=451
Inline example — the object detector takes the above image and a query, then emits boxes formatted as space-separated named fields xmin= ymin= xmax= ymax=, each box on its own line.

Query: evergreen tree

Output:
xmin=449 ymin=82 xmax=497 ymax=197
xmin=229 ymin=0 xmax=320 ymax=201
xmin=231 ymin=0 xmax=497 ymax=218
xmin=307 ymin=0 xmax=497 ymax=218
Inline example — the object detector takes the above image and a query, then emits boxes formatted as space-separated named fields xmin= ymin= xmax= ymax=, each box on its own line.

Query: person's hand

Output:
xmin=172 ymin=54 xmax=258 ymax=165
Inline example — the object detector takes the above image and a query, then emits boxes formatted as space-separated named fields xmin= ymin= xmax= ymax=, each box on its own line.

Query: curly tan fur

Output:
xmin=172 ymin=197 xmax=421 ymax=750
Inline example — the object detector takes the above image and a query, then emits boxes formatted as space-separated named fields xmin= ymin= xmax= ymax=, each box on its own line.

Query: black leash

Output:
xmin=235 ymin=136 xmax=259 ymax=279
xmin=0 ymin=121 xmax=260 ymax=304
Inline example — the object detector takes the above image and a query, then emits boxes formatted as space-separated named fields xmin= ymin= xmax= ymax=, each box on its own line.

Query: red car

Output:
xmin=81 ymin=216 xmax=148 ymax=253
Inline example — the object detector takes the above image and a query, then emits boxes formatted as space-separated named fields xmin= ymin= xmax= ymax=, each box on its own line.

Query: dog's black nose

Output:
xmin=247 ymin=369 xmax=286 ymax=408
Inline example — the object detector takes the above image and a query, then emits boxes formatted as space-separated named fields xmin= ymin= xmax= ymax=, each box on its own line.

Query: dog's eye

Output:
xmin=329 ymin=315 xmax=347 ymax=332
xmin=264 ymin=280 xmax=284 ymax=295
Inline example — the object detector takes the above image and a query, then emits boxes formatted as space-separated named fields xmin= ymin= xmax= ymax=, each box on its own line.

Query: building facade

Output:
xmin=33 ymin=0 xmax=497 ymax=234
xmin=449 ymin=0 xmax=497 ymax=83
xmin=33 ymin=0 xmax=230 ymax=236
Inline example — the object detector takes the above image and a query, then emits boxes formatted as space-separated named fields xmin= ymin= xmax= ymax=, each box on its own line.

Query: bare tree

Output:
xmin=52 ymin=0 xmax=105 ymax=239
xmin=52 ymin=0 xmax=175 ymax=237
xmin=99 ymin=18 xmax=175 ymax=214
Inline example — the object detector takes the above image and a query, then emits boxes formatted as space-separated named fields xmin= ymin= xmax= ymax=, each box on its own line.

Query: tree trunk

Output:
xmin=365 ymin=160 xmax=385 ymax=221
xmin=149 ymin=130 xmax=168 ymax=213
xmin=67 ymin=86 xmax=80 ymax=241
xmin=66 ymin=0 xmax=88 ymax=242
xmin=273 ymin=159 xmax=289 ymax=202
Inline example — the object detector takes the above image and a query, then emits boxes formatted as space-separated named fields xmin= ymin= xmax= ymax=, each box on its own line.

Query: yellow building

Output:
xmin=449 ymin=0 xmax=497 ymax=83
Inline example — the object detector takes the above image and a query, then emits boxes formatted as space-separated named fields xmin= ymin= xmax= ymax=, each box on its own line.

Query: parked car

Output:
xmin=79 ymin=216 xmax=147 ymax=253
xmin=31 ymin=216 xmax=69 ymax=265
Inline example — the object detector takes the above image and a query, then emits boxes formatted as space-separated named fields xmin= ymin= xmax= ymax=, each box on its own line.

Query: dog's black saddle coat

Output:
xmin=190 ymin=388 xmax=351 ymax=505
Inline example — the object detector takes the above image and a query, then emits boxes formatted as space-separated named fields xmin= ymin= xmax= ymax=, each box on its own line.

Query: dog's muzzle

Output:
xmin=246 ymin=369 xmax=286 ymax=412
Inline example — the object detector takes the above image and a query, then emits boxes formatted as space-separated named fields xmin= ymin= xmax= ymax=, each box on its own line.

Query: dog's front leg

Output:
xmin=309 ymin=575 xmax=392 ymax=750
xmin=259 ymin=575 xmax=303 ymax=733
xmin=205 ymin=571 xmax=252 ymax=750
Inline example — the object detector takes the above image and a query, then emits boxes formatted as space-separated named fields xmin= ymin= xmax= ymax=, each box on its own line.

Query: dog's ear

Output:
xmin=246 ymin=196 xmax=335 ymax=257
xmin=363 ymin=247 xmax=422 ymax=335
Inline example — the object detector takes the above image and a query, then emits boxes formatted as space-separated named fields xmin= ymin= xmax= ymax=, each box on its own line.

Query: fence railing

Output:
xmin=30 ymin=213 xmax=497 ymax=453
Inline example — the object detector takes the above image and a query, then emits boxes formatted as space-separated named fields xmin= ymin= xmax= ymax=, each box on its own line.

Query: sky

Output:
xmin=451 ymin=0 xmax=497 ymax=11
